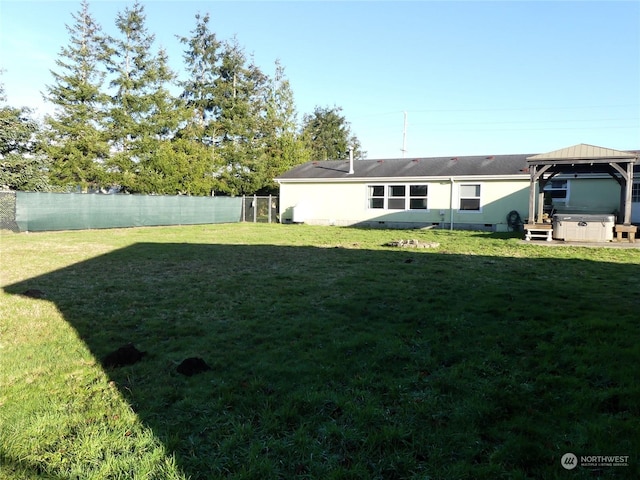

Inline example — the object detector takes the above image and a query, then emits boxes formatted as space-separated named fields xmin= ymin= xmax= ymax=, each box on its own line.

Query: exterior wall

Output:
xmin=278 ymin=178 xmax=531 ymax=231
xmin=450 ymin=179 xmax=529 ymax=231
xmin=280 ymin=182 xmax=380 ymax=226
xmin=559 ymin=177 xmax=619 ymax=214
xmin=279 ymin=177 xmax=623 ymax=230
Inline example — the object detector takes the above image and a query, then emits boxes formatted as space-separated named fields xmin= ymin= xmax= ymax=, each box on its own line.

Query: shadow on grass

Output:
xmin=5 ymin=242 xmax=640 ymax=479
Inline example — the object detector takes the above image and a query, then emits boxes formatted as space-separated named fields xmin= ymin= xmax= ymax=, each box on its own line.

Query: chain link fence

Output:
xmin=242 ymin=195 xmax=279 ymax=223
xmin=0 ymin=191 xmax=19 ymax=232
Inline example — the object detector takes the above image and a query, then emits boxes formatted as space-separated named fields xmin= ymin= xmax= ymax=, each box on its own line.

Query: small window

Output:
xmin=368 ymin=185 xmax=384 ymax=209
xmin=633 ymin=183 xmax=640 ymax=202
xmin=388 ymin=185 xmax=406 ymax=210
xmin=459 ymin=184 xmax=481 ymax=211
xmin=409 ymin=185 xmax=428 ymax=209
xmin=544 ymin=179 xmax=568 ymax=201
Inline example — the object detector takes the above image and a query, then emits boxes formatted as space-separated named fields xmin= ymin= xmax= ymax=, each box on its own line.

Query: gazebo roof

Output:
xmin=527 ymin=144 xmax=638 ymax=164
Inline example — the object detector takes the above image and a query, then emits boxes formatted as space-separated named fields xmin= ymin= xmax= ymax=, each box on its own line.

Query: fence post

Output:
xmin=253 ymin=194 xmax=257 ymax=223
xmin=268 ymin=194 xmax=272 ymax=223
xmin=241 ymin=195 xmax=245 ymax=222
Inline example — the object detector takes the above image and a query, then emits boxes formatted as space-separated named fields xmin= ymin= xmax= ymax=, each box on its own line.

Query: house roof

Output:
xmin=276 ymin=153 xmax=533 ymax=181
xmin=277 ymin=145 xmax=640 ymax=182
xmin=527 ymin=144 xmax=638 ymax=163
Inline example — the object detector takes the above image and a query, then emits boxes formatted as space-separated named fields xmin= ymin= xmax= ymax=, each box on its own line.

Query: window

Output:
xmin=388 ymin=185 xmax=406 ymax=210
xmin=409 ymin=185 xmax=428 ymax=209
xmin=544 ymin=179 xmax=568 ymax=203
xmin=367 ymin=184 xmax=428 ymax=210
xmin=368 ymin=185 xmax=384 ymax=209
xmin=459 ymin=184 xmax=481 ymax=211
xmin=632 ymin=182 xmax=640 ymax=202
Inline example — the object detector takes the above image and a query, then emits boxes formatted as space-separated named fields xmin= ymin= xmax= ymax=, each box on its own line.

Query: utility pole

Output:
xmin=401 ymin=111 xmax=407 ymax=158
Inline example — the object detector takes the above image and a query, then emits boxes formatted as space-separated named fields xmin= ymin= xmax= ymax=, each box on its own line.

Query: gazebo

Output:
xmin=524 ymin=144 xmax=638 ymax=241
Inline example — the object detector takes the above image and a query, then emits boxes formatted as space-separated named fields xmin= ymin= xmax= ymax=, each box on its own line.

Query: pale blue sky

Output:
xmin=1 ymin=0 xmax=638 ymax=158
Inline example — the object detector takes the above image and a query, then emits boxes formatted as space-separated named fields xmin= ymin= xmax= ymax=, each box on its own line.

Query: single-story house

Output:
xmin=275 ymin=144 xmax=639 ymax=232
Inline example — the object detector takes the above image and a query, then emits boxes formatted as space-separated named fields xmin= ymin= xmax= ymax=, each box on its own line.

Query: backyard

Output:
xmin=1 ymin=224 xmax=638 ymax=479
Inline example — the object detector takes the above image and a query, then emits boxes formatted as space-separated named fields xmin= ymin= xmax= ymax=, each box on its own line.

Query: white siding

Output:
xmin=279 ymin=179 xmax=530 ymax=230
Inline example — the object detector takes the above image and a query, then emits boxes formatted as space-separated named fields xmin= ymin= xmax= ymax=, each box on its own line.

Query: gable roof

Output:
xmin=527 ymin=143 xmax=638 ymax=163
xmin=277 ymin=153 xmax=533 ymax=182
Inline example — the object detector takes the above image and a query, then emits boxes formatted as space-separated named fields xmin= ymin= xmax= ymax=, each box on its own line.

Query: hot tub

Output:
xmin=552 ymin=214 xmax=615 ymax=242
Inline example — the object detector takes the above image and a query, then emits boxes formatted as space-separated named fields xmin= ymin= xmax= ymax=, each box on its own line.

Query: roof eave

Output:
xmin=276 ymin=174 xmax=531 ymax=183
xmin=527 ymin=157 xmax=637 ymax=165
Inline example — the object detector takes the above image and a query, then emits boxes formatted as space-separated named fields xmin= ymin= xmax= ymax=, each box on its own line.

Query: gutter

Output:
xmin=275 ymin=174 xmax=530 ymax=184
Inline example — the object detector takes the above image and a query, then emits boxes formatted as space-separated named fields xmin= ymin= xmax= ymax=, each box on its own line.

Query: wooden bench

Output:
xmin=614 ymin=224 xmax=637 ymax=243
xmin=524 ymin=223 xmax=553 ymax=241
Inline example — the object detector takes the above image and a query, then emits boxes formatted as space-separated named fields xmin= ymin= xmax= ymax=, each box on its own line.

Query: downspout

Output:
xmin=449 ymin=177 xmax=455 ymax=231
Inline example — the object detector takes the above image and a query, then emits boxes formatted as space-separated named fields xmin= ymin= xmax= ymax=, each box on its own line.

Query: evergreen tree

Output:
xmin=178 ymin=12 xmax=221 ymax=135
xmin=43 ymin=0 xmax=109 ymax=191
xmin=260 ymin=60 xmax=310 ymax=193
xmin=179 ymin=16 xmax=313 ymax=195
xmin=138 ymin=121 xmax=222 ymax=196
xmin=210 ymin=40 xmax=271 ymax=195
xmin=0 ymin=81 xmax=50 ymax=191
xmin=301 ymin=106 xmax=365 ymax=161
xmin=105 ymin=1 xmax=186 ymax=193
xmin=174 ymin=12 xmax=224 ymax=195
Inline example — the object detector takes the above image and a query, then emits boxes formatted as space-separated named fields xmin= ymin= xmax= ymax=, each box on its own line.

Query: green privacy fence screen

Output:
xmin=15 ymin=192 xmax=242 ymax=232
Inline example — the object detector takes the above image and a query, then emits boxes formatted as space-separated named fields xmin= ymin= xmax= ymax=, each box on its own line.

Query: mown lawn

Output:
xmin=1 ymin=224 xmax=639 ymax=479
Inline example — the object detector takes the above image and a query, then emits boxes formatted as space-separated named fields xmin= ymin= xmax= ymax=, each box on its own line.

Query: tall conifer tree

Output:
xmin=301 ymin=106 xmax=365 ymax=161
xmin=43 ymin=0 xmax=109 ymax=190
xmin=105 ymin=1 xmax=186 ymax=193
xmin=173 ymin=12 xmax=224 ymax=195
xmin=178 ymin=13 xmax=220 ymax=135
xmin=211 ymin=39 xmax=269 ymax=195
xmin=260 ymin=60 xmax=311 ymax=193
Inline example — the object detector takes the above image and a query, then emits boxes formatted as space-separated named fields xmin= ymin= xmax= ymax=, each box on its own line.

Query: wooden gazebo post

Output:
xmin=622 ymin=160 xmax=634 ymax=225
xmin=528 ymin=165 xmax=536 ymax=224
xmin=523 ymin=163 xmax=554 ymax=240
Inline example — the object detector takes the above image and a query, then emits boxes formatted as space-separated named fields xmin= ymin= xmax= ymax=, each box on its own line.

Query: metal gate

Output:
xmin=242 ymin=195 xmax=279 ymax=223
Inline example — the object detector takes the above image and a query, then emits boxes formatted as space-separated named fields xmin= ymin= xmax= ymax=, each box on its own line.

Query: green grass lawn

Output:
xmin=1 ymin=224 xmax=639 ymax=479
